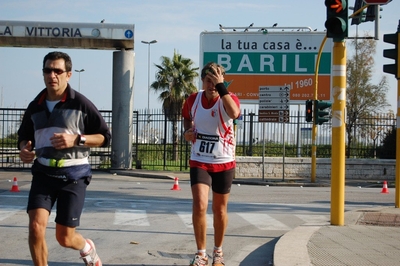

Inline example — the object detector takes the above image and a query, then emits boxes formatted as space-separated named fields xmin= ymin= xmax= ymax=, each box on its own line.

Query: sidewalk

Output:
xmin=274 ymin=206 xmax=400 ymax=266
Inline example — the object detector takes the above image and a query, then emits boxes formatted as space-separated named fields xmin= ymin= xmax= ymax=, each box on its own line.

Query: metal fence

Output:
xmin=0 ymin=108 xmax=395 ymax=170
xmin=0 ymin=108 xmax=113 ymax=170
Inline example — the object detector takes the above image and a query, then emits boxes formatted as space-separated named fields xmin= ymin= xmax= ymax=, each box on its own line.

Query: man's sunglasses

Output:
xmin=42 ymin=68 xmax=68 ymax=75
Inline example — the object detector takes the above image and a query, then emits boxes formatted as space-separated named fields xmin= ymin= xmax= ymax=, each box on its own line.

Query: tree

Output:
xmin=151 ymin=50 xmax=199 ymax=160
xmin=378 ymin=125 xmax=396 ymax=159
xmin=345 ymin=34 xmax=390 ymax=158
xmin=357 ymin=112 xmax=395 ymax=158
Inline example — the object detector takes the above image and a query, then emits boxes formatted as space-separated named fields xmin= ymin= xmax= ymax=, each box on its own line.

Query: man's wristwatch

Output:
xmin=78 ymin=134 xmax=86 ymax=146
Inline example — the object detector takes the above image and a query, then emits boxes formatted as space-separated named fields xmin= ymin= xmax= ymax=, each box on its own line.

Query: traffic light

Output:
xmin=351 ymin=0 xmax=365 ymax=25
xmin=325 ymin=0 xmax=348 ymax=41
xmin=314 ymin=100 xmax=332 ymax=125
xmin=350 ymin=0 xmax=366 ymax=25
xmin=305 ymin=100 xmax=313 ymax=122
xmin=351 ymin=0 xmax=380 ymax=25
xmin=365 ymin=5 xmax=380 ymax=22
xmin=383 ymin=31 xmax=399 ymax=78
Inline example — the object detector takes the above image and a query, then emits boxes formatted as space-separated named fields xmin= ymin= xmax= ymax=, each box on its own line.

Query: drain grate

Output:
xmin=357 ymin=212 xmax=400 ymax=227
xmin=157 ymin=251 xmax=193 ymax=260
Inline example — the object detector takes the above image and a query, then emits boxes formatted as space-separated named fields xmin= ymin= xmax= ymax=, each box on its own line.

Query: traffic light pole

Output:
xmin=383 ymin=20 xmax=400 ymax=208
xmin=331 ymin=41 xmax=346 ymax=226
xmin=394 ymin=23 xmax=400 ymax=208
xmin=325 ymin=0 xmax=348 ymax=225
xmin=396 ymin=71 xmax=400 ymax=208
xmin=311 ymin=112 xmax=317 ymax=182
xmin=311 ymin=36 xmax=328 ymax=183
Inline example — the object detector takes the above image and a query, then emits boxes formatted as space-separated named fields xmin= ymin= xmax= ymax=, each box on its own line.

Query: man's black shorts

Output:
xmin=27 ymin=174 xmax=91 ymax=227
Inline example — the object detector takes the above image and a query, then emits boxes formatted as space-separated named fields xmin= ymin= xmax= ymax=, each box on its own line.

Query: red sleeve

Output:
xmin=182 ymin=93 xmax=198 ymax=120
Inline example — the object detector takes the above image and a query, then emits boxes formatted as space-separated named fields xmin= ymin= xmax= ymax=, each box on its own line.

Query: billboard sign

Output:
xmin=0 ymin=20 xmax=134 ymax=50
xmin=200 ymin=31 xmax=333 ymax=104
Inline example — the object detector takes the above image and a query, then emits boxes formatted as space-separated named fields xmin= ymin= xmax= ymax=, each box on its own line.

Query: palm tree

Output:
xmin=151 ymin=50 xmax=199 ymax=160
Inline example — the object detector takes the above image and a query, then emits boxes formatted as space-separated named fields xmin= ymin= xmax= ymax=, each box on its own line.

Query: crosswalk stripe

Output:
xmin=295 ymin=214 xmax=330 ymax=225
xmin=176 ymin=211 xmax=213 ymax=228
xmin=114 ymin=209 xmax=150 ymax=226
xmin=0 ymin=205 xmax=24 ymax=221
xmin=0 ymin=205 xmax=331 ymax=230
xmin=236 ymin=213 xmax=292 ymax=230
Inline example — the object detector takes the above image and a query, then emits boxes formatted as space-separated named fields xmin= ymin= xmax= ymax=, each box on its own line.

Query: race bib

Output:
xmin=193 ymin=133 xmax=220 ymax=157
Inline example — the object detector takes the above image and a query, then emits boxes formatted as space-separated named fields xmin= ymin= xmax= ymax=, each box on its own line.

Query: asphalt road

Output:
xmin=0 ymin=170 xmax=393 ymax=265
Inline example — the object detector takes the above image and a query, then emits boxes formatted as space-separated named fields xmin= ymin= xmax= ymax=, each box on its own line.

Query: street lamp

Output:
xmin=74 ymin=69 xmax=85 ymax=92
xmin=141 ymin=40 xmax=157 ymax=114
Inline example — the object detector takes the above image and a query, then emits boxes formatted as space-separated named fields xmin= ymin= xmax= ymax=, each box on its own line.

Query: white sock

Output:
xmin=214 ymin=246 xmax=222 ymax=253
xmin=80 ymin=240 xmax=91 ymax=254
xmin=197 ymin=249 xmax=206 ymax=257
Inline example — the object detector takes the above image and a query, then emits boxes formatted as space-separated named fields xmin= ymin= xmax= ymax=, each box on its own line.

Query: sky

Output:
xmin=0 ymin=0 xmax=399 ymax=111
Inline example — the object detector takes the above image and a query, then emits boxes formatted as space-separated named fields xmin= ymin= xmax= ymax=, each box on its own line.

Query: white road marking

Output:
xmin=295 ymin=214 xmax=330 ymax=225
xmin=114 ymin=209 xmax=150 ymax=226
xmin=176 ymin=211 xmax=213 ymax=228
xmin=237 ymin=213 xmax=292 ymax=230
xmin=0 ymin=205 xmax=24 ymax=221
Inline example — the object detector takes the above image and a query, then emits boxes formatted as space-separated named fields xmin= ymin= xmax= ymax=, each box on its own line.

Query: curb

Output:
xmin=109 ymin=169 xmax=331 ymax=187
xmin=109 ymin=169 xmax=176 ymax=180
xmin=273 ymin=225 xmax=320 ymax=266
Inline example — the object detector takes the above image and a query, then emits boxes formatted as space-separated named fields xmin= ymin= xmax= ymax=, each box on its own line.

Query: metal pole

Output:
xmin=248 ymin=112 xmax=255 ymax=156
xmin=374 ymin=5 xmax=380 ymax=40
xmin=396 ymin=73 xmax=400 ymax=208
xmin=262 ymin=122 xmax=265 ymax=181
xmin=394 ymin=21 xmax=400 ymax=207
xmin=312 ymin=36 xmax=327 ymax=183
xmin=74 ymin=69 xmax=85 ymax=92
xmin=141 ymin=40 xmax=157 ymax=114
xmin=146 ymin=45 xmax=150 ymax=113
xmin=282 ymin=121 xmax=285 ymax=182
xmin=331 ymin=41 xmax=347 ymax=226
xmin=296 ymin=105 xmax=301 ymax=157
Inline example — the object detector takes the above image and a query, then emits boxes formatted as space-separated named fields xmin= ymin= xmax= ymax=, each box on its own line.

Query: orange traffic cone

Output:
xmin=10 ymin=177 xmax=20 ymax=192
xmin=171 ymin=177 xmax=181 ymax=190
xmin=381 ymin=181 xmax=389 ymax=194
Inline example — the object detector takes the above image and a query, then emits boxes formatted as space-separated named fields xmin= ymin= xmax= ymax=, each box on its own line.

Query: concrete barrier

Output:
xmin=235 ymin=157 xmax=395 ymax=180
